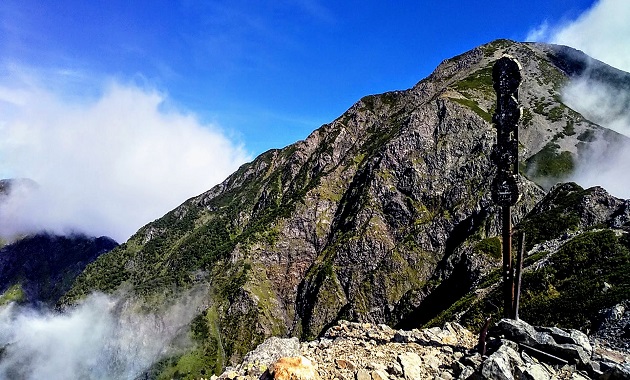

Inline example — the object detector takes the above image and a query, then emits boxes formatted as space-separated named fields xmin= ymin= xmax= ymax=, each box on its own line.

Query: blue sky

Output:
xmin=1 ymin=0 xmax=598 ymax=154
xmin=2 ymin=0 xmax=629 ymax=241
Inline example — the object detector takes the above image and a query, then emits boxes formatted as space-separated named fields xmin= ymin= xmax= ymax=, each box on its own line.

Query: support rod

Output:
xmin=512 ymin=231 xmax=525 ymax=320
xmin=502 ymin=206 xmax=513 ymax=318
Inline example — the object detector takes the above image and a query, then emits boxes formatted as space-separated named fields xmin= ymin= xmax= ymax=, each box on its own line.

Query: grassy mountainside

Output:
xmin=60 ymin=39 xmax=630 ymax=377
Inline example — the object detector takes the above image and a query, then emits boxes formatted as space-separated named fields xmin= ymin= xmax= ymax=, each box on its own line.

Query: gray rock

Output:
xmin=457 ymin=366 xmax=475 ymax=380
xmin=520 ymin=364 xmax=552 ymax=380
xmin=241 ymin=337 xmax=301 ymax=368
xmin=547 ymin=343 xmax=590 ymax=367
xmin=569 ymin=371 xmax=591 ymax=380
xmin=594 ymin=302 xmax=630 ymax=353
xmin=462 ymin=353 xmax=484 ymax=368
xmin=481 ymin=345 xmax=524 ymax=380
xmin=520 ymin=351 xmax=534 ymax=364
xmin=535 ymin=326 xmax=592 ymax=354
xmin=398 ymin=352 xmax=423 ymax=380
xmin=495 ymin=319 xmax=591 ymax=367
xmin=388 ymin=361 xmax=404 ymax=377
xmin=495 ymin=319 xmax=541 ymax=347
xmin=393 ymin=330 xmax=415 ymax=343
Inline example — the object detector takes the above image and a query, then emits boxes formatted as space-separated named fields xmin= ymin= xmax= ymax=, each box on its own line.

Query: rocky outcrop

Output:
xmin=593 ymin=301 xmax=630 ymax=354
xmin=215 ymin=319 xmax=630 ymax=380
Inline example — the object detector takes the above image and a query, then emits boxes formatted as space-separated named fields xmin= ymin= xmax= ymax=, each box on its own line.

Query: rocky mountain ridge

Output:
xmin=55 ymin=39 xmax=630 ymax=377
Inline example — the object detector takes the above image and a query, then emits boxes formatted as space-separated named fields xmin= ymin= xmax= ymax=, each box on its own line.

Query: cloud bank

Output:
xmin=561 ymin=77 xmax=630 ymax=198
xmin=0 ymin=70 xmax=250 ymax=242
xmin=0 ymin=291 xmax=206 ymax=379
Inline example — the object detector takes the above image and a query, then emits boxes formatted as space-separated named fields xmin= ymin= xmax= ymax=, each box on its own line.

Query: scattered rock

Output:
xmin=371 ymin=369 xmax=390 ymax=380
xmin=216 ymin=319 xmax=630 ymax=380
xmin=594 ymin=301 xmax=630 ymax=353
xmin=494 ymin=318 xmax=592 ymax=368
xmin=336 ymin=358 xmax=357 ymax=370
xmin=520 ymin=363 xmax=552 ymax=380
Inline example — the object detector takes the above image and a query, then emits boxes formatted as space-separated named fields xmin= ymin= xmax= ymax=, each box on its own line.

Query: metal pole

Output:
xmin=512 ymin=231 xmax=525 ymax=320
xmin=502 ymin=207 xmax=513 ymax=318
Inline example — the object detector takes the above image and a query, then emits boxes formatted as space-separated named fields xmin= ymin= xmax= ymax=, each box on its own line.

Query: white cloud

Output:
xmin=0 ymin=291 xmax=206 ymax=379
xmin=562 ymin=78 xmax=630 ymax=199
xmin=525 ymin=20 xmax=550 ymax=42
xmin=527 ymin=0 xmax=630 ymax=72
xmin=0 ymin=69 xmax=250 ymax=242
xmin=524 ymin=0 xmax=630 ymax=199
xmin=562 ymin=79 xmax=630 ymax=136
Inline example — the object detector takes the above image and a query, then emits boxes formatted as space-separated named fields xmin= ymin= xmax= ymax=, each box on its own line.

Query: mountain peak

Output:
xmin=59 ymin=40 xmax=630 ymax=376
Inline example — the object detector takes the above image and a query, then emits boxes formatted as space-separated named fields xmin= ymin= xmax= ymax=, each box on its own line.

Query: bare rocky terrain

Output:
xmin=215 ymin=318 xmax=630 ymax=380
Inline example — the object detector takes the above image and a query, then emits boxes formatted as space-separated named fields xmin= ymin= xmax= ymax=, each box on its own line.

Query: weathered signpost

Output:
xmin=490 ymin=55 xmax=524 ymax=320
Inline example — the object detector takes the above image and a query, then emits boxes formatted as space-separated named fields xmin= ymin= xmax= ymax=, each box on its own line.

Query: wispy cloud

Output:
xmin=527 ymin=0 xmax=630 ymax=72
xmin=562 ymin=78 xmax=630 ymax=198
xmin=0 ymin=66 xmax=250 ymax=242
xmin=525 ymin=20 xmax=550 ymax=42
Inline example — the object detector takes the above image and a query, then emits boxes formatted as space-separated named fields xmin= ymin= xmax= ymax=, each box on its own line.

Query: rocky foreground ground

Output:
xmin=211 ymin=315 xmax=630 ymax=380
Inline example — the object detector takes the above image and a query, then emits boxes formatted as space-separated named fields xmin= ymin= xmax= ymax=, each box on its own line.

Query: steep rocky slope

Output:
xmin=61 ymin=39 xmax=630 ymax=376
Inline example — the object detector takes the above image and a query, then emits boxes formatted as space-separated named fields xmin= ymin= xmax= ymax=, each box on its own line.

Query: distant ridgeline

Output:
xmin=0 ymin=233 xmax=118 ymax=306
xmin=46 ymin=39 xmax=630 ymax=377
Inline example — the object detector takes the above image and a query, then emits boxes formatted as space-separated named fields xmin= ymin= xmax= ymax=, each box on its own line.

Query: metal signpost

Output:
xmin=490 ymin=55 xmax=523 ymax=319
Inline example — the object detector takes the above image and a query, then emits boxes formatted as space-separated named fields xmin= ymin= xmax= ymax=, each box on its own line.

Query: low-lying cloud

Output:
xmin=562 ymin=77 xmax=630 ymax=198
xmin=0 ymin=291 xmax=206 ymax=379
xmin=562 ymin=79 xmax=630 ymax=136
xmin=0 ymin=70 xmax=250 ymax=242
xmin=527 ymin=0 xmax=630 ymax=199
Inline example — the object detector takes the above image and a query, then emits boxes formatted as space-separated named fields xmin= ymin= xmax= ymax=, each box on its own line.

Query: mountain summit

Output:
xmin=61 ymin=39 xmax=630 ymax=376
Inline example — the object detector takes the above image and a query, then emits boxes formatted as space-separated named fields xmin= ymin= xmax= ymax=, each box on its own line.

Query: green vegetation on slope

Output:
xmin=474 ymin=237 xmax=501 ymax=260
xmin=451 ymin=98 xmax=492 ymax=123
xmin=525 ymin=142 xmax=574 ymax=184
xmin=519 ymin=229 xmax=630 ymax=328
xmin=0 ymin=283 xmax=25 ymax=306
xmin=518 ymin=182 xmax=586 ymax=250
xmin=427 ymin=183 xmax=630 ymax=333
xmin=428 ymin=229 xmax=630 ymax=332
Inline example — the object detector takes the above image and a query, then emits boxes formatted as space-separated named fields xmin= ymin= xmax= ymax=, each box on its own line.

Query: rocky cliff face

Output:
xmin=62 ymin=39 xmax=630 ymax=376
